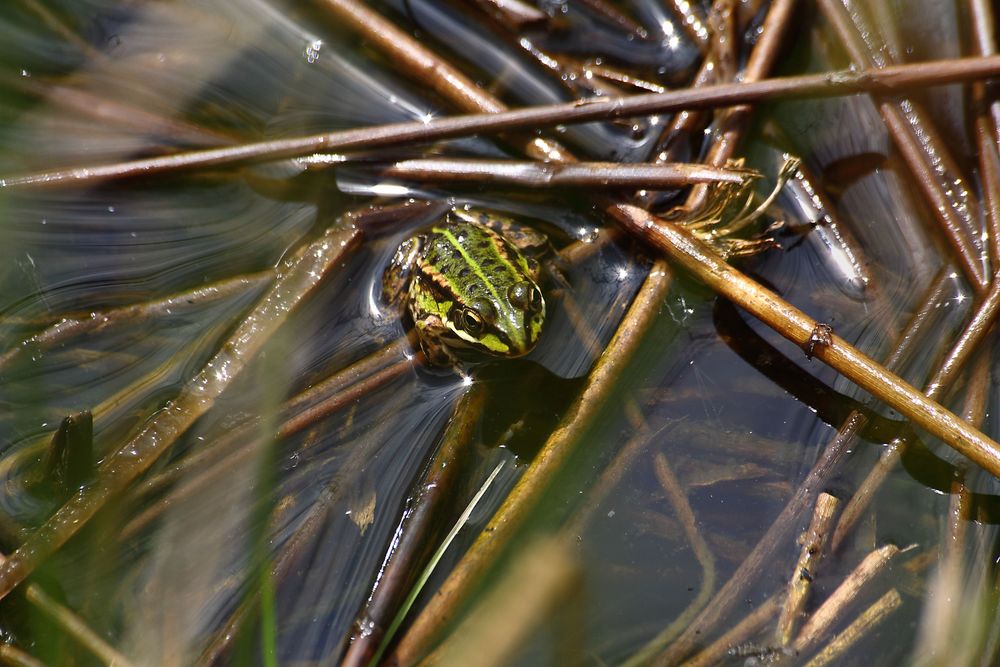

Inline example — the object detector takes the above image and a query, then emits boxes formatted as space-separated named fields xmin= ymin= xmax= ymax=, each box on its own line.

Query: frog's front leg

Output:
xmin=381 ymin=235 xmax=425 ymax=312
xmin=413 ymin=316 xmax=460 ymax=367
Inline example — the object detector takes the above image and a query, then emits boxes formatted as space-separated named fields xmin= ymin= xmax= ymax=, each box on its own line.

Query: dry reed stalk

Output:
xmin=5 ymin=56 xmax=1000 ymax=189
xmin=790 ymin=545 xmax=900 ymax=656
xmin=612 ymin=205 xmax=1000 ymax=477
xmin=377 ymin=158 xmax=755 ymax=188
xmin=801 ymin=589 xmax=902 ymax=667
xmin=816 ymin=0 xmax=987 ymax=290
xmin=775 ymin=493 xmax=841 ymax=645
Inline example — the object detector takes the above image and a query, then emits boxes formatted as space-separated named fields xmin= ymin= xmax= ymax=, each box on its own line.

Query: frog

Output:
xmin=382 ymin=207 xmax=547 ymax=367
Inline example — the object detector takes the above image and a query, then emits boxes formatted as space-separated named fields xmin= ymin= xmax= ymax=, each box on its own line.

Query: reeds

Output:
xmin=2 ymin=0 xmax=1000 ymax=665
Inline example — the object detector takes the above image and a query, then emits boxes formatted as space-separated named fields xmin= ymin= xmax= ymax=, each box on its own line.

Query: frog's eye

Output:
xmin=508 ymin=282 xmax=543 ymax=313
xmin=458 ymin=307 xmax=485 ymax=335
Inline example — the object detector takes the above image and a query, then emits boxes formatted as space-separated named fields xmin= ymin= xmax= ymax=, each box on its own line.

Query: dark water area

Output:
xmin=0 ymin=0 xmax=995 ymax=665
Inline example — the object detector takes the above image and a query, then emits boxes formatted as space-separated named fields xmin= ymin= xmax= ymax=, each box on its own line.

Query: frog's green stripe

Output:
xmin=483 ymin=228 xmax=529 ymax=284
xmin=436 ymin=227 xmax=508 ymax=311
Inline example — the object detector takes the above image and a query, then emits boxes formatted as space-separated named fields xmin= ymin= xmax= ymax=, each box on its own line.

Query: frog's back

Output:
xmin=419 ymin=221 xmax=529 ymax=309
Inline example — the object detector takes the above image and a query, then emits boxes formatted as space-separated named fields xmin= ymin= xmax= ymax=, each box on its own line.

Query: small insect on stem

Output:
xmin=804 ymin=323 xmax=834 ymax=360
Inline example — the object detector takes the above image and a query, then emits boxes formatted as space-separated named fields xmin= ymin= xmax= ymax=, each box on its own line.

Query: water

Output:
xmin=0 ymin=0 xmax=993 ymax=665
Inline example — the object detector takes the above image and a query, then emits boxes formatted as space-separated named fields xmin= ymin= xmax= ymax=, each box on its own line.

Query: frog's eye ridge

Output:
xmin=508 ymin=281 xmax=542 ymax=312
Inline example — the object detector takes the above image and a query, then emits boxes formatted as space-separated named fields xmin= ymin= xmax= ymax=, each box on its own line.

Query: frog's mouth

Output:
xmin=443 ymin=326 xmax=540 ymax=359
xmin=447 ymin=328 xmax=515 ymax=356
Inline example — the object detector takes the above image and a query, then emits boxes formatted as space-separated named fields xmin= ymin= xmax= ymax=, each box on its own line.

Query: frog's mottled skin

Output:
xmin=382 ymin=208 xmax=546 ymax=366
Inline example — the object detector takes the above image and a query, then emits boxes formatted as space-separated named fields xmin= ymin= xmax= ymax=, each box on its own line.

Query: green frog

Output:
xmin=382 ymin=207 xmax=547 ymax=366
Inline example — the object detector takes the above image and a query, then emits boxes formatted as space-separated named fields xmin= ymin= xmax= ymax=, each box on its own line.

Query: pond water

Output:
xmin=0 ymin=0 xmax=995 ymax=665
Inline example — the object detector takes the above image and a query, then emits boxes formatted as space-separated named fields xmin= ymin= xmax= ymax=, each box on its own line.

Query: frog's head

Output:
xmin=446 ymin=279 xmax=545 ymax=358
xmin=411 ymin=217 xmax=547 ymax=364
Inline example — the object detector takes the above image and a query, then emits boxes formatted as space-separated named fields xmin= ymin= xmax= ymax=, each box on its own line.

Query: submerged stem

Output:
xmin=620 ymin=452 xmax=717 ymax=666
xmin=0 ymin=271 xmax=271 ymax=375
xmin=802 ymin=589 xmax=902 ymax=667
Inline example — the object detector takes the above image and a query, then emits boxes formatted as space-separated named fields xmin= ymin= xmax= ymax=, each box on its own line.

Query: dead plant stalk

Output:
xmin=6 ymin=56 xmax=1000 ymax=188
xmin=612 ymin=205 xmax=1000 ymax=478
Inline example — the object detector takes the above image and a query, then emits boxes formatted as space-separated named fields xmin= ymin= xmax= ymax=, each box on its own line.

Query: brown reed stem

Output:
xmin=816 ymin=0 xmax=987 ymax=290
xmin=706 ymin=0 xmax=737 ymax=83
xmin=790 ymin=544 xmax=900 ymax=656
xmin=702 ymin=0 xmax=796 ymax=168
xmin=801 ymin=588 xmax=902 ymax=667
xmin=376 ymin=158 xmax=756 ymax=188
xmin=5 ymin=55 xmax=1000 ymax=189
xmin=776 ymin=492 xmax=840 ymax=646
xmin=682 ymin=0 xmax=795 ymax=208
xmin=925 ymin=281 xmax=1000 ymax=400
xmin=970 ymin=0 xmax=1000 ymax=144
xmin=652 ymin=58 xmax=716 ymax=165
xmin=613 ymin=205 xmax=1000 ymax=476
xmin=969 ymin=0 xmax=1000 ymax=272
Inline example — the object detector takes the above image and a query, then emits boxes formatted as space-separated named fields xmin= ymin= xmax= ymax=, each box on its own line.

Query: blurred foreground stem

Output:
xmin=389 ymin=260 xmax=674 ymax=666
xmin=0 ymin=224 xmax=362 ymax=602
xmin=340 ymin=386 xmax=488 ymax=667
